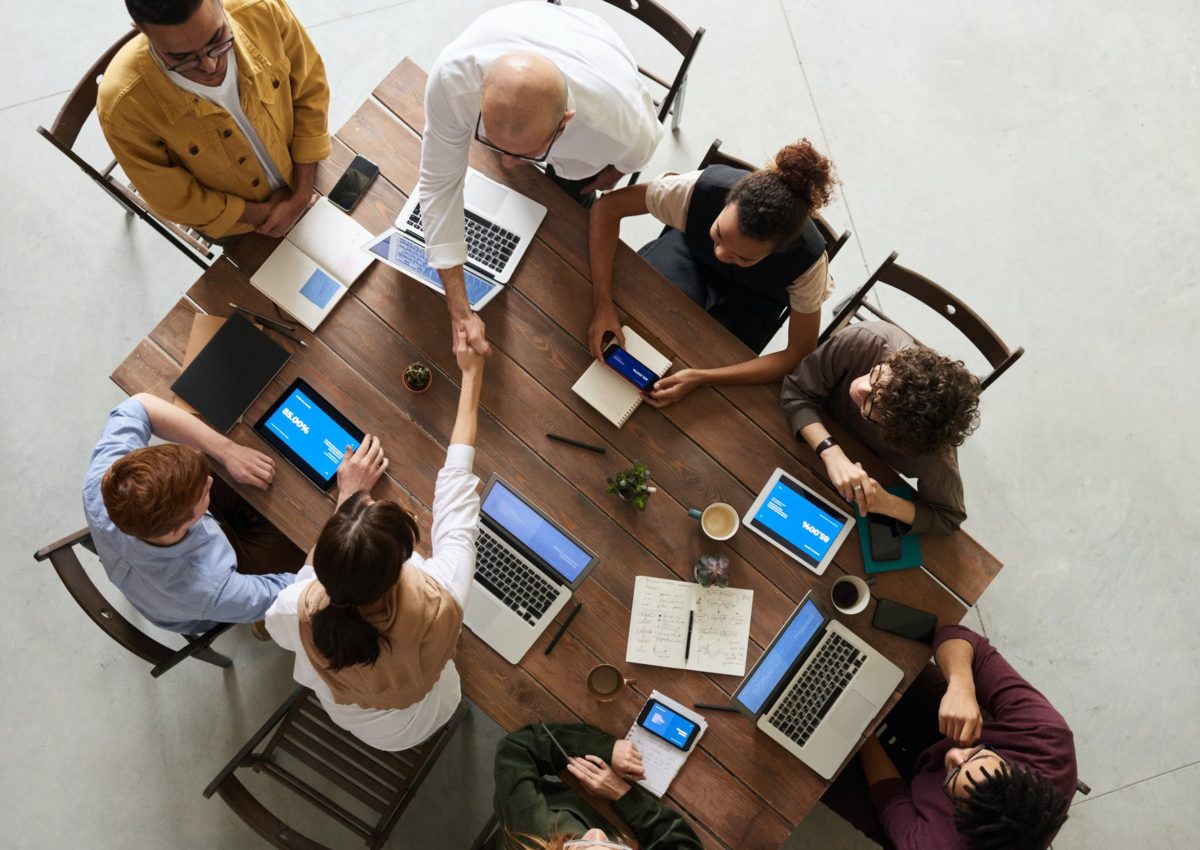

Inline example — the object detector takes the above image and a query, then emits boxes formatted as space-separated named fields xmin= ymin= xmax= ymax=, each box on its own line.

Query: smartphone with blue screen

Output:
xmin=636 ymin=699 xmax=700 ymax=751
xmin=602 ymin=340 xmax=657 ymax=391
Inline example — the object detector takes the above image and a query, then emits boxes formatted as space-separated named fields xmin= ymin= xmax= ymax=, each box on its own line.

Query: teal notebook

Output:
xmin=854 ymin=484 xmax=922 ymax=574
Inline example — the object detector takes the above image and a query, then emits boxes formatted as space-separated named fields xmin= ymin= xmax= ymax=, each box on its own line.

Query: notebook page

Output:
xmin=625 ymin=690 xmax=707 ymax=798
xmin=686 ymin=585 xmax=754 ymax=676
xmin=287 ymin=198 xmax=373 ymax=286
xmin=625 ymin=576 xmax=691 ymax=668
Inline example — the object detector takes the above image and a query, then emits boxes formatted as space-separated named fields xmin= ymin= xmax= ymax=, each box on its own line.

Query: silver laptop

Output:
xmin=464 ymin=476 xmax=599 ymax=665
xmin=362 ymin=168 xmax=546 ymax=310
xmin=731 ymin=592 xmax=902 ymax=779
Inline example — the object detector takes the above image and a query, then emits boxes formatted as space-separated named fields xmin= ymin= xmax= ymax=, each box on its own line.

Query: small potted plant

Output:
xmin=606 ymin=461 xmax=655 ymax=510
xmin=403 ymin=362 xmax=432 ymax=394
xmin=693 ymin=554 xmax=731 ymax=588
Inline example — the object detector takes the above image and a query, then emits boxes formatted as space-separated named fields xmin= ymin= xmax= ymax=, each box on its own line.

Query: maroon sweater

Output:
xmin=869 ymin=626 xmax=1077 ymax=849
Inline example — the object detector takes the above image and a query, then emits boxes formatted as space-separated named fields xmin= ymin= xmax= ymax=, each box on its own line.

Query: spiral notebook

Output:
xmin=571 ymin=326 xmax=671 ymax=428
xmin=624 ymin=691 xmax=707 ymax=797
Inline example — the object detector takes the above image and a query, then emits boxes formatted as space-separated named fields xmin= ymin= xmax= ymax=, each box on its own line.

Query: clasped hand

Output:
xmin=938 ymin=681 xmax=983 ymax=746
xmin=567 ymin=740 xmax=644 ymax=801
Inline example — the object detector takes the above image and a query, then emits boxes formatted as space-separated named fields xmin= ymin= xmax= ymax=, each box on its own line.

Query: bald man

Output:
xmin=419 ymin=1 xmax=663 ymax=356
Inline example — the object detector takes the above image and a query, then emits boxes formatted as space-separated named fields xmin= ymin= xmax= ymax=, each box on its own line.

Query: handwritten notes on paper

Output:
xmin=626 ymin=576 xmax=753 ymax=676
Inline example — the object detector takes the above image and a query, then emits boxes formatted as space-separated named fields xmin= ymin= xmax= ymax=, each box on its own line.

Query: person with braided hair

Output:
xmin=820 ymin=626 xmax=1075 ymax=849
xmin=265 ymin=327 xmax=485 ymax=750
xmin=781 ymin=322 xmax=982 ymax=534
xmin=587 ymin=139 xmax=838 ymax=406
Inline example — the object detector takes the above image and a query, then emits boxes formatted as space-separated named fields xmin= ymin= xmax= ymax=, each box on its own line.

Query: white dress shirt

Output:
xmin=419 ymin=1 xmax=663 ymax=268
xmin=265 ymin=445 xmax=480 ymax=751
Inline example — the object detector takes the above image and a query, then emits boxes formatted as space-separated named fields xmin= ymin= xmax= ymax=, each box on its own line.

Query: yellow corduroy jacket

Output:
xmin=97 ymin=0 xmax=331 ymax=238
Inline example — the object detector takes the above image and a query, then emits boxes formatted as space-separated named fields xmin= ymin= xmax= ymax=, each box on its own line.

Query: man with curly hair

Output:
xmin=780 ymin=322 xmax=982 ymax=534
xmin=818 ymin=625 xmax=1076 ymax=849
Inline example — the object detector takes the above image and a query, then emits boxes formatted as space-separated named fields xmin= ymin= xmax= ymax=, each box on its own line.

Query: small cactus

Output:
xmin=403 ymin=362 xmax=431 ymax=392
xmin=693 ymin=554 xmax=731 ymax=588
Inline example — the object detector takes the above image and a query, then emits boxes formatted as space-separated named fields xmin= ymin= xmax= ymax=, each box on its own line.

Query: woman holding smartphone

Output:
xmin=265 ymin=327 xmax=485 ymax=750
xmin=587 ymin=139 xmax=837 ymax=407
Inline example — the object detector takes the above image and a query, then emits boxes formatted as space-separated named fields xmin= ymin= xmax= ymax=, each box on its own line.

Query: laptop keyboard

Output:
xmin=767 ymin=631 xmax=865 ymax=748
xmin=474 ymin=527 xmax=559 ymax=626
xmin=380 ymin=234 xmax=498 ymax=308
xmin=407 ymin=204 xmax=520 ymax=276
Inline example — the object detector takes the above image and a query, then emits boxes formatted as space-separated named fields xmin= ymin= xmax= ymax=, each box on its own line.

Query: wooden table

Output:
xmin=112 ymin=59 xmax=1002 ymax=849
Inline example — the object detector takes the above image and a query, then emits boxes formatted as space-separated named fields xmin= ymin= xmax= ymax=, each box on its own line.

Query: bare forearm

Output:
xmin=935 ymin=637 xmax=976 ymax=688
xmin=132 ymin=393 xmax=233 ymax=462
xmin=693 ymin=350 xmax=803 ymax=390
xmin=588 ymin=199 xmax=621 ymax=308
xmin=799 ymin=421 xmax=833 ymax=451
xmin=291 ymin=160 xmax=317 ymax=196
xmin=450 ymin=370 xmax=483 ymax=446
xmin=438 ymin=265 xmax=472 ymax=322
xmin=859 ymin=735 xmax=902 ymax=786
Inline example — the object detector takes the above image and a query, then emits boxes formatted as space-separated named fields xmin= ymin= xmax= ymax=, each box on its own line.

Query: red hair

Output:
xmin=101 ymin=444 xmax=209 ymax=538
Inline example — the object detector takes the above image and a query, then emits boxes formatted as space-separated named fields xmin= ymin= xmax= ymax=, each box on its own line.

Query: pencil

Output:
xmin=543 ymin=602 xmax=583 ymax=655
xmin=546 ymin=433 xmax=606 ymax=454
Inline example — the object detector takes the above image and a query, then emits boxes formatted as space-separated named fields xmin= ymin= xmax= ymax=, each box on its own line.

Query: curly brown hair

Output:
xmin=725 ymin=139 xmax=837 ymax=249
xmin=873 ymin=346 xmax=981 ymax=456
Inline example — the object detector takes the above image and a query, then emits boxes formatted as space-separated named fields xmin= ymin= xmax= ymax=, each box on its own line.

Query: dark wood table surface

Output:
xmin=111 ymin=58 xmax=1003 ymax=849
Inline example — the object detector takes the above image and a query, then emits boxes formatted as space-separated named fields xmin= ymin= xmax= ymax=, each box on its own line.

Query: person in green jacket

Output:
xmin=495 ymin=723 xmax=703 ymax=850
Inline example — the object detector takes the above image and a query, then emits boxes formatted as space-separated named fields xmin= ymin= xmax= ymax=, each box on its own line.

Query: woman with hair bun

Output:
xmin=588 ymin=139 xmax=838 ymax=406
xmin=265 ymin=327 xmax=485 ymax=750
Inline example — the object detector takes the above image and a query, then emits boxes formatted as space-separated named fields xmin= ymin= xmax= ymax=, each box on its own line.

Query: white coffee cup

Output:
xmin=830 ymin=575 xmax=870 ymax=615
xmin=688 ymin=502 xmax=739 ymax=541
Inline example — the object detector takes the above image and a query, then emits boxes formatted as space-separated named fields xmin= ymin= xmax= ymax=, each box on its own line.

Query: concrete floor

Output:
xmin=2 ymin=0 xmax=1197 ymax=847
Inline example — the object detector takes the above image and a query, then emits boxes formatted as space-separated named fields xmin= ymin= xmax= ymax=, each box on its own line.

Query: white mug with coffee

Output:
xmin=687 ymin=502 xmax=740 ymax=541
xmin=830 ymin=575 xmax=870 ymax=615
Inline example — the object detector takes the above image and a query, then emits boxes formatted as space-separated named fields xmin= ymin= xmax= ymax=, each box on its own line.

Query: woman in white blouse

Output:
xmin=266 ymin=329 xmax=484 ymax=750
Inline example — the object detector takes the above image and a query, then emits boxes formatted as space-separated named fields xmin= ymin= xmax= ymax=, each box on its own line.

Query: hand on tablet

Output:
xmin=222 ymin=443 xmax=276 ymax=490
xmin=336 ymin=435 xmax=388 ymax=503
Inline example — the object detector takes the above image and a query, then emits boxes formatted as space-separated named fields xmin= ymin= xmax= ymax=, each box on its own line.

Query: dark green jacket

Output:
xmin=494 ymin=723 xmax=702 ymax=849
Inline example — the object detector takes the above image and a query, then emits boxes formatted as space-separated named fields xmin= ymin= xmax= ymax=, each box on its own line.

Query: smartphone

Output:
xmin=636 ymin=699 xmax=700 ymax=752
xmin=328 ymin=155 xmax=379 ymax=213
xmin=872 ymin=598 xmax=938 ymax=645
xmin=867 ymin=513 xmax=903 ymax=561
xmin=602 ymin=340 xmax=657 ymax=391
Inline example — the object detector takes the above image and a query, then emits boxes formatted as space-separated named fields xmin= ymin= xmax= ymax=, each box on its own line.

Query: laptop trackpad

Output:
xmin=467 ymin=174 xmax=508 ymax=218
xmin=827 ymin=690 xmax=877 ymax=739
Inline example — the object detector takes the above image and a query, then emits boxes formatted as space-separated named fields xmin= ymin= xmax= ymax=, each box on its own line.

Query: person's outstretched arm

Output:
xmin=587 ymin=184 xmax=651 ymax=358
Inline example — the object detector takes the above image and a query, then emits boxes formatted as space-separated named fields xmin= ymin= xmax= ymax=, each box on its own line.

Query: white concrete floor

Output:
xmin=1 ymin=1 xmax=1196 ymax=847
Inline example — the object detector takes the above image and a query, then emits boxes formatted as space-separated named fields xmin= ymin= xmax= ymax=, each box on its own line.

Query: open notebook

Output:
xmin=249 ymin=198 xmax=373 ymax=331
xmin=571 ymin=326 xmax=671 ymax=428
xmin=626 ymin=576 xmax=753 ymax=676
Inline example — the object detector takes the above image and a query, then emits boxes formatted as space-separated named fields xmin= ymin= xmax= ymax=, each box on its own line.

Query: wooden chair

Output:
xmin=820 ymin=251 xmax=1025 ymax=391
xmin=204 ymin=688 xmax=469 ymax=849
xmin=34 ymin=528 xmax=235 ymax=678
xmin=36 ymin=30 xmax=216 ymax=269
xmin=549 ymin=0 xmax=705 ymax=184
xmin=698 ymin=137 xmax=851 ymax=262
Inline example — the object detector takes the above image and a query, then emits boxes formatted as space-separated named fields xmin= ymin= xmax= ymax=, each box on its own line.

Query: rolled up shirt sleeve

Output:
xmin=203 ymin=569 xmax=296 ymax=624
xmin=780 ymin=336 xmax=844 ymax=434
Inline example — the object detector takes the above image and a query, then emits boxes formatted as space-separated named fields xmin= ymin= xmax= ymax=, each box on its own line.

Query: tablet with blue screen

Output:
xmin=743 ymin=468 xmax=854 ymax=575
xmin=254 ymin=379 xmax=364 ymax=491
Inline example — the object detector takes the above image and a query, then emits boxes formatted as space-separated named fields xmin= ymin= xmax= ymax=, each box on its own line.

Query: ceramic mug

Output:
xmin=586 ymin=664 xmax=635 ymax=702
xmin=687 ymin=502 xmax=740 ymax=541
xmin=830 ymin=575 xmax=870 ymax=615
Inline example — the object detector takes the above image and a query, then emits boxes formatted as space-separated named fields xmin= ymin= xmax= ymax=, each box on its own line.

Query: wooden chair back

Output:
xmin=820 ymin=251 xmax=1025 ymax=391
xmin=36 ymin=30 xmax=215 ymax=269
xmin=204 ymin=688 xmax=468 ymax=849
xmin=549 ymin=0 xmax=705 ymax=183
xmin=34 ymin=528 xmax=234 ymax=677
xmin=698 ymin=138 xmax=851 ymax=262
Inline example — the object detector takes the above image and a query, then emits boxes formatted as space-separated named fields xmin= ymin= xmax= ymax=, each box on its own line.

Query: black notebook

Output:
xmin=170 ymin=313 xmax=291 ymax=433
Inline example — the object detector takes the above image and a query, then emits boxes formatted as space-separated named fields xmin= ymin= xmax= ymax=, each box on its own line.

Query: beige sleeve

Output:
xmin=643 ymin=170 xmax=702 ymax=231
xmin=787 ymin=252 xmax=833 ymax=314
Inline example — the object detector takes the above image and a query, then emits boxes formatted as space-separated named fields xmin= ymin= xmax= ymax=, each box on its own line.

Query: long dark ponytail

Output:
xmin=310 ymin=493 xmax=420 ymax=670
xmin=725 ymin=138 xmax=836 ymax=249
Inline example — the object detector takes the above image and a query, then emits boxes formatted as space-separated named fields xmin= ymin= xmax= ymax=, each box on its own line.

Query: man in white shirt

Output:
xmin=419 ymin=1 xmax=663 ymax=356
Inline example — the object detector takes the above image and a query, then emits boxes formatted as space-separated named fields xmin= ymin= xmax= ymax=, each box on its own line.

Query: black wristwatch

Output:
xmin=814 ymin=436 xmax=838 ymax=457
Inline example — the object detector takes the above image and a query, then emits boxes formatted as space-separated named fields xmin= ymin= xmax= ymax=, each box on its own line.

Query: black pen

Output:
xmin=693 ymin=702 xmax=740 ymax=713
xmin=684 ymin=610 xmax=694 ymax=661
xmin=543 ymin=602 xmax=583 ymax=655
xmin=546 ymin=433 xmax=606 ymax=454
xmin=229 ymin=302 xmax=297 ymax=333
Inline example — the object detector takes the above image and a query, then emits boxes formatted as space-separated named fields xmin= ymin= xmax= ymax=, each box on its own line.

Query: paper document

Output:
xmin=249 ymin=198 xmax=373 ymax=331
xmin=626 ymin=576 xmax=753 ymax=676
xmin=571 ymin=326 xmax=671 ymax=428
xmin=625 ymin=690 xmax=707 ymax=797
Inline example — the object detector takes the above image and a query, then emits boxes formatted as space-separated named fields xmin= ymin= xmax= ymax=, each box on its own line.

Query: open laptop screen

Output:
xmin=735 ymin=599 xmax=825 ymax=716
xmin=482 ymin=482 xmax=592 ymax=583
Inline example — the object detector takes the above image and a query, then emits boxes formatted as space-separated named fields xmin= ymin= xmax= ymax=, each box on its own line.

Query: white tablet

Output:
xmin=743 ymin=468 xmax=854 ymax=576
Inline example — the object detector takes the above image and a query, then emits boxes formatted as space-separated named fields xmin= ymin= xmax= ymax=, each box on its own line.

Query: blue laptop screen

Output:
xmin=482 ymin=482 xmax=591 ymax=583
xmin=737 ymin=599 xmax=824 ymax=715
xmin=750 ymin=477 xmax=849 ymax=568
xmin=261 ymin=386 xmax=360 ymax=482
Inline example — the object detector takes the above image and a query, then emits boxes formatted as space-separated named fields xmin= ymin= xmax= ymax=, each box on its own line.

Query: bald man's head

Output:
xmin=479 ymin=52 xmax=573 ymax=163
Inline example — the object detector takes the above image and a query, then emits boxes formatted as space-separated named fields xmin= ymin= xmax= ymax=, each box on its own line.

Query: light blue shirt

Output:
xmin=82 ymin=399 xmax=294 ymax=634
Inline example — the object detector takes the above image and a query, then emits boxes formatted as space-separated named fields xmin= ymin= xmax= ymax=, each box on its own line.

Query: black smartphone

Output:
xmin=872 ymin=598 xmax=938 ymax=645
xmin=868 ymin=513 xmax=903 ymax=561
xmin=636 ymin=698 xmax=700 ymax=751
xmin=602 ymin=340 xmax=657 ymax=391
xmin=328 ymin=155 xmax=379 ymax=213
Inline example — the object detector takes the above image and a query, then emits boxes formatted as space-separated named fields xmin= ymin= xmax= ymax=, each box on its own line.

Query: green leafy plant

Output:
xmin=606 ymin=461 xmax=654 ymax=510
xmin=403 ymin=362 xmax=431 ymax=392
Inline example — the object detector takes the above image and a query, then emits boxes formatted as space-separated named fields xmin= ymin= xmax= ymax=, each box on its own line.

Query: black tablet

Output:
xmin=254 ymin=379 xmax=364 ymax=492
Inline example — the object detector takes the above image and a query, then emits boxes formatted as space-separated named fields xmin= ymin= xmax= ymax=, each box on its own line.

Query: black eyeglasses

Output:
xmin=160 ymin=32 xmax=235 ymax=73
xmin=862 ymin=364 xmax=886 ymax=422
xmin=473 ymin=112 xmax=565 ymax=163
xmin=942 ymin=743 xmax=995 ymax=801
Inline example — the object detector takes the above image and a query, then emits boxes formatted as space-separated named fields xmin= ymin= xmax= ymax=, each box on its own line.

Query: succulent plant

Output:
xmin=403 ymin=362 xmax=431 ymax=392
xmin=606 ymin=461 xmax=654 ymax=510
xmin=693 ymin=553 xmax=731 ymax=588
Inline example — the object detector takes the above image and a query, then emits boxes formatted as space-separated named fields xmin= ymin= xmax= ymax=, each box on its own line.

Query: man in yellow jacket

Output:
xmin=99 ymin=0 xmax=331 ymax=239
